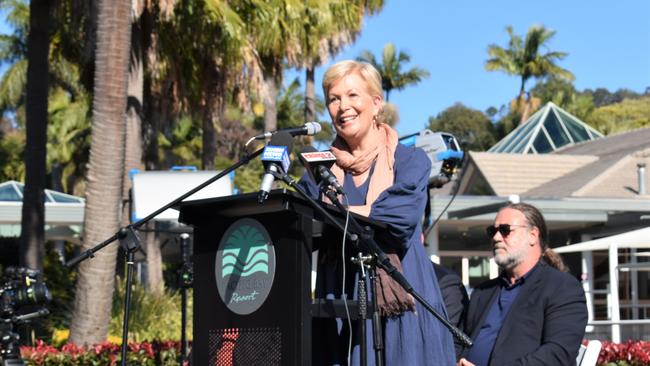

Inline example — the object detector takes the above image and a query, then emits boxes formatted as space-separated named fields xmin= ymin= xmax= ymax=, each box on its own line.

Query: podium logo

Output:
xmin=215 ymin=218 xmax=276 ymax=315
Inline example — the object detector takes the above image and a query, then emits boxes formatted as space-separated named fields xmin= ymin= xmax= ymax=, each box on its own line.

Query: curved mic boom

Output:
xmin=254 ymin=122 xmax=322 ymax=140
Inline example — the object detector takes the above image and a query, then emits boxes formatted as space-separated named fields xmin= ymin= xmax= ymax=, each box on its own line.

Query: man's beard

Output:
xmin=494 ymin=245 xmax=526 ymax=270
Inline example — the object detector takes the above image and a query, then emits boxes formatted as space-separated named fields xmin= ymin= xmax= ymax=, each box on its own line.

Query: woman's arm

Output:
xmin=368 ymin=146 xmax=432 ymax=249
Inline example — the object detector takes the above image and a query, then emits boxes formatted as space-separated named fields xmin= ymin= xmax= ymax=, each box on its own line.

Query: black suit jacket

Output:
xmin=462 ymin=261 xmax=588 ymax=366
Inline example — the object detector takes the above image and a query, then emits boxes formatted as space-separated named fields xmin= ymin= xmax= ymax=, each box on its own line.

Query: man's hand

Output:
xmin=457 ymin=358 xmax=475 ymax=366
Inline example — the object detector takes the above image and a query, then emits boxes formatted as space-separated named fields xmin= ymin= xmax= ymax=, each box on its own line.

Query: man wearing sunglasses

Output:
xmin=457 ymin=203 xmax=587 ymax=366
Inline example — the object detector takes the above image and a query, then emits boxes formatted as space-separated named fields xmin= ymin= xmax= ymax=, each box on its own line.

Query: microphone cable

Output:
xmin=337 ymin=192 xmax=353 ymax=366
xmin=424 ymin=151 xmax=468 ymax=238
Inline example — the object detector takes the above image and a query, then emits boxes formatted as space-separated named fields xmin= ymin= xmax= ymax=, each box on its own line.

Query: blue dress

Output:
xmin=299 ymin=143 xmax=456 ymax=365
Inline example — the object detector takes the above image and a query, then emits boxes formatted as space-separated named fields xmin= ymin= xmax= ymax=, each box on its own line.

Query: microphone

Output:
xmin=258 ymin=131 xmax=294 ymax=203
xmin=299 ymin=146 xmax=345 ymax=195
xmin=254 ymin=122 xmax=322 ymax=140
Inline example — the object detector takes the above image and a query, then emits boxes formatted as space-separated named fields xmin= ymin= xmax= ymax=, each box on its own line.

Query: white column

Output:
xmin=631 ymin=248 xmax=639 ymax=319
xmin=311 ymin=250 xmax=318 ymax=298
xmin=461 ymin=256 xmax=470 ymax=288
xmin=581 ymin=251 xmax=595 ymax=332
xmin=425 ymin=224 xmax=440 ymax=264
xmin=489 ymin=257 xmax=499 ymax=279
xmin=608 ymin=243 xmax=621 ymax=343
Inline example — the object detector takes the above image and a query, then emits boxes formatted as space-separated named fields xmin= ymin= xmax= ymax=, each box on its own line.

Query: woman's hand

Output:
xmin=457 ymin=358 xmax=475 ymax=366
xmin=348 ymin=205 xmax=371 ymax=217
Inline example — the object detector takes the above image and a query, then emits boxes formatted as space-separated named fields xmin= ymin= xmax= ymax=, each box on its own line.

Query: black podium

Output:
xmin=179 ymin=189 xmax=369 ymax=365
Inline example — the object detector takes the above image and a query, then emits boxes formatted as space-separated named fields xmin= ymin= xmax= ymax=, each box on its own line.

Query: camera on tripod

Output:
xmin=0 ymin=267 xmax=51 ymax=366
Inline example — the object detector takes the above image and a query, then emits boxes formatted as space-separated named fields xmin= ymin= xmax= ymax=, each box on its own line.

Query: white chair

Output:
xmin=576 ymin=340 xmax=602 ymax=366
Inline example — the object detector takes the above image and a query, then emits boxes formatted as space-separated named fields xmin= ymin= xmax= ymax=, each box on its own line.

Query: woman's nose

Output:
xmin=339 ymin=96 xmax=349 ymax=111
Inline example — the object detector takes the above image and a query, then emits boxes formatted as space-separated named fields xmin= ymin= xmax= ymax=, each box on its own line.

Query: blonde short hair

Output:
xmin=322 ymin=60 xmax=384 ymax=101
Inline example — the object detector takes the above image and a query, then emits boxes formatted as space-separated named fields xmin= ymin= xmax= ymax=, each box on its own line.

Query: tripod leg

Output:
xmin=358 ymin=270 xmax=367 ymax=366
xmin=369 ymin=267 xmax=384 ymax=366
xmin=120 ymin=250 xmax=135 ymax=366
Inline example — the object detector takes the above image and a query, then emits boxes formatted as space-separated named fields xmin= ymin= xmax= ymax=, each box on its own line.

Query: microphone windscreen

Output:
xmin=268 ymin=131 xmax=294 ymax=153
xmin=305 ymin=122 xmax=322 ymax=135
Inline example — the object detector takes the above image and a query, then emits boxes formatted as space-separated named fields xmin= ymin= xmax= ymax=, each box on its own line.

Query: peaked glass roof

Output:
xmin=0 ymin=181 xmax=84 ymax=203
xmin=488 ymin=102 xmax=603 ymax=154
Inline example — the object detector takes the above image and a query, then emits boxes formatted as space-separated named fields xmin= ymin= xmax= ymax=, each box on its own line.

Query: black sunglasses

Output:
xmin=486 ymin=224 xmax=528 ymax=238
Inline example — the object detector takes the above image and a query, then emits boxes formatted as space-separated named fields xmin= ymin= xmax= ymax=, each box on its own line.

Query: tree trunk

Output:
xmin=127 ymin=6 xmax=165 ymax=294
xmin=518 ymin=89 xmax=531 ymax=124
xmin=69 ymin=0 xmax=132 ymax=346
xmin=20 ymin=0 xmax=50 ymax=271
xmin=518 ymin=80 xmax=528 ymax=124
xmin=201 ymin=106 xmax=217 ymax=170
xmin=145 ymin=221 xmax=163 ymax=295
xmin=262 ymin=59 xmax=281 ymax=132
xmin=201 ymin=64 xmax=224 ymax=170
xmin=122 ymin=11 xmax=144 ymax=228
xmin=304 ymin=66 xmax=316 ymax=122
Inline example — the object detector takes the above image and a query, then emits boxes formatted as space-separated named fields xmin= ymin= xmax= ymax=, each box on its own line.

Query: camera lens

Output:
xmin=12 ymin=282 xmax=51 ymax=307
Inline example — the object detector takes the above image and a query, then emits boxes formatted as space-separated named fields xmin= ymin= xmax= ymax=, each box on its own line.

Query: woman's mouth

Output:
xmin=338 ymin=115 xmax=357 ymax=124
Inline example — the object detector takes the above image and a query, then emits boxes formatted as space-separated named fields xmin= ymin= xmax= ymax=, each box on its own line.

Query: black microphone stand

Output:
xmin=320 ymin=187 xmax=473 ymax=349
xmin=271 ymin=170 xmax=473 ymax=364
xmin=65 ymin=147 xmax=265 ymax=366
xmin=178 ymin=232 xmax=192 ymax=364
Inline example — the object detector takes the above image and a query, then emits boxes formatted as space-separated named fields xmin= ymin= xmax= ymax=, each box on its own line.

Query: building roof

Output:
xmin=458 ymin=127 xmax=650 ymax=199
xmin=0 ymin=181 xmax=84 ymax=242
xmin=488 ymin=102 xmax=603 ymax=154
xmin=524 ymin=127 xmax=650 ymax=198
xmin=461 ymin=152 xmax=598 ymax=196
xmin=0 ymin=180 xmax=84 ymax=204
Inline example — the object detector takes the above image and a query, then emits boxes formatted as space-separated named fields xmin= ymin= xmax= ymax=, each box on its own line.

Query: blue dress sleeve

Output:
xmin=297 ymin=170 xmax=321 ymax=200
xmin=369 ymin=144 xmax=431 ymax=250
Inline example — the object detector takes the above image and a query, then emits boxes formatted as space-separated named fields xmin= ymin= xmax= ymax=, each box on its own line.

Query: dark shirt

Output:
xmin=465 ymin=263 xmax=540 ymax=366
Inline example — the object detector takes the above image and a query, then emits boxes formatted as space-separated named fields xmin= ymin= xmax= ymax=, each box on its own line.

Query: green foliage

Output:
xmin=357 ymin=42 xmax=430 ymax=101
xmin=22 ymin=340 xmax=182 ymax=366
xmin=0 ymin=0 xmax=93 ymax=194
xmin=47 ymin=88 xmax=91 ymax=194
xmin=110 ymin=278 xmax=192 ymax=342
xmin=42 ymin=242 xmax=78 ymax=335
xmin=227 ymin=157 xmax=265 ymax=194
xmin=486 ymin=25 xmax=574 ymax=95
xmin=585 ymin=96 xmax=650 ymax=135
xmin=0 ymin=59 xmax=27 ymax=115
xmin=427 ymin=103 xmax=497 ymax=151
xmin=0 ymin=128 xmax=24 ymax=181
xmin=277 ymin=78 xmax=307 ymax=130
xmin=157 ymin=115 xmax=203 ymax=168
xmin=584 ymin=87 xmax=644 ymax=107
xmin=530 ymin=77 xmax=595 ymax=121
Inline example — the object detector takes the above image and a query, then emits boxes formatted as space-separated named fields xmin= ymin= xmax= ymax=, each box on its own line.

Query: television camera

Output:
xmin=0 ymin=267 xmax=51 ymax=366
xmin=399 ymin=129 xmax=464 ymax=188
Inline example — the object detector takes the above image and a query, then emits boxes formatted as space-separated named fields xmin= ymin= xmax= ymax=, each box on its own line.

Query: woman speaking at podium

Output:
xmin=299 ymin=60 xmax=455 ymax=365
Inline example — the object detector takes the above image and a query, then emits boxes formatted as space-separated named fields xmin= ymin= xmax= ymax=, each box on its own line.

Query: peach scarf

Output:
xmin=328 ymin=123 xmax=397 ymax=216
xmin=328 ymin=123 xmax=416 ymax=317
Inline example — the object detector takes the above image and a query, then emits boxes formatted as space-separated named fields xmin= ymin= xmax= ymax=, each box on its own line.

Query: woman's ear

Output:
xmin=372 ymin=94 xmax=383 ymax=116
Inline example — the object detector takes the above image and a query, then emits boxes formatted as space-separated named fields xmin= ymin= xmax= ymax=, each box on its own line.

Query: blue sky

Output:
xmin=2 ymin=2 xmax=649 ymax=138
xmin=288 ymin=0 xmax=650 ymax=136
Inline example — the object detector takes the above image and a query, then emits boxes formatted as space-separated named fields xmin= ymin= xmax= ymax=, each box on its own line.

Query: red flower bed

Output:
xmin=595 ymin=340 xmax=650 ymax=366
xmin=20 ymin=340 xmax=187 ymax=366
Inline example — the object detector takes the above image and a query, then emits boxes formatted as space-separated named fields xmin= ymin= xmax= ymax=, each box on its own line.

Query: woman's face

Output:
xmin=326 ymin=73 xmax=382 ymax=145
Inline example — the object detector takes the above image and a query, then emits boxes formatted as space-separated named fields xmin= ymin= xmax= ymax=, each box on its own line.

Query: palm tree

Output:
xmin=18 ymin=0 xmax=50 ymax=271
xmin=485 ymin=25 xmax=574 ymax=122
xmin=69 ymin=0 xmax=132 ymax=345
xmin=0 ymin=0 xmax=95 ymax=196
xmin=296 ymin=0 xmax=384 ymax=122
xmin=357 ymin=42 xmax=430 ymax=101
